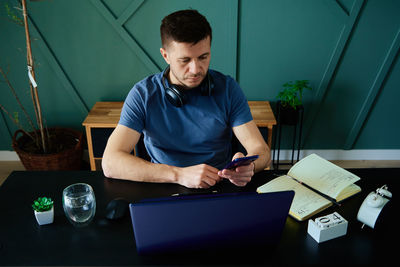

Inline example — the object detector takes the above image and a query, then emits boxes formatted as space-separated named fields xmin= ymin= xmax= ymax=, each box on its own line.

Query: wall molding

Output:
xmin=274 ymin=149 xmax=400 ymax=161
xmin=226 ymin=0 xmax=239 ymax=80
xmin=116 ymin=0 xmax=144 ymax=25
xmin=0 ymin=151 xmax=20 ymax=161
xmin=90 ymin=0 xmax=161 ymax=73
xmin=344 ymin=27 xmax=400 ymax=149
xmin=302 ymin=0 xmax=365 ymax=147
xmin=28 ymin=15 xmax=89 ymax=116
xmin=1 ymin=149 xmax=399 ymax=161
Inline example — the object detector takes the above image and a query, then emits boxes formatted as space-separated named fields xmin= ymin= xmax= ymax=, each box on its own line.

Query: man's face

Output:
xmin=160 ymin=36 xmax=211 ymax=89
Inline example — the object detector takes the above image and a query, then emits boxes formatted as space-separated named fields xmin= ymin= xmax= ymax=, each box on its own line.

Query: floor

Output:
xmin=1 ymin=160 xmax=399 ymax=186
xmin=0 ymin=161 xmax=25 ymax=185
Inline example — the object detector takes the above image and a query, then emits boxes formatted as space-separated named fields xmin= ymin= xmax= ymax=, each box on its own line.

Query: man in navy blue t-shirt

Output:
xmin=102 ymin=9 xmax=270 ymax=188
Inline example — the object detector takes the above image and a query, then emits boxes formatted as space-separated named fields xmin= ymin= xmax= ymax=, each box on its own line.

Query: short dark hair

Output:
xmin=160 ymin=9 xmax=212 ymax=48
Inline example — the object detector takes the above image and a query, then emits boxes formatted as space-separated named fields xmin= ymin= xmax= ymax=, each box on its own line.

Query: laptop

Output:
xmin=129 ymin=191 xmax=294 ymax=254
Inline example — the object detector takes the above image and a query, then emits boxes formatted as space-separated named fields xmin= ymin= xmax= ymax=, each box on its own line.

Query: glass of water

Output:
xmin=62 ymin=183 xmax=96 ymax=227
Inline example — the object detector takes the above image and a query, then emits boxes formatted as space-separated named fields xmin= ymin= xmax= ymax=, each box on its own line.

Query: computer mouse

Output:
xmin=105 ymin=198 xmax=129 ymax=220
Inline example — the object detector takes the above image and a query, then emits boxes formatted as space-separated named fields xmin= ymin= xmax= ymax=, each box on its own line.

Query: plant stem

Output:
xmin=0 ymin=67 xmax=38 ymax=141
xmin=0 ymin=104 xmax=35 ymax=141
xmin=21 ymin=0 xmax=47 ymax=153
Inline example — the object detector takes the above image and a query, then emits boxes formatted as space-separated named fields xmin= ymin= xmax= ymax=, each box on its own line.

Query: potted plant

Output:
xmin=0 ymin=0 xmax=83 ymax=170
xmin=32 ymin=197 xmax=54 ymax=225
xmin=276 ymin=80 xmax=312 ymax=125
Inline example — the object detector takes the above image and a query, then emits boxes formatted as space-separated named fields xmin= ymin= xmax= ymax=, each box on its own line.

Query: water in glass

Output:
xmin=63 ymin=183 xmax=96 ymax=227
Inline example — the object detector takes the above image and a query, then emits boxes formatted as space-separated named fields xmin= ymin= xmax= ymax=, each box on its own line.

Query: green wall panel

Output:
xmin=238 ymin=0 xmax=345 ymax=100
xmin=29 ymin=0 xmax=152 ymax=107
xmin=1 ymin=0 xmax=399 ymax=151
xmin=305 ymin=0 xmax=400 ymax=149
xmin=354 ymin=52 xmax=400 ymax=149
xmin=120 ymin=0 xmax=238 ymax=77
xmin=102 ymin=0 xmax=135 ymax=18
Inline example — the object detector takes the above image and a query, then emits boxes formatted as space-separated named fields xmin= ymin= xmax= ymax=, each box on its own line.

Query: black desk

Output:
xmin=0 ymin=169 xmax=398 ymax=265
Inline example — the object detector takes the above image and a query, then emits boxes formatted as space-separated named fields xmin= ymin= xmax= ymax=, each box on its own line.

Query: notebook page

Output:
xmin=257 ymin=175 xmax=331 ymax=221
xmin=287 ymin=154 xmax=360 ymax=199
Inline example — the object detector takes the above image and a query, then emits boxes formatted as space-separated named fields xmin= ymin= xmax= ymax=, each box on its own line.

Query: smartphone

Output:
xmin=222 ymin=155 xmax=259 ymax=170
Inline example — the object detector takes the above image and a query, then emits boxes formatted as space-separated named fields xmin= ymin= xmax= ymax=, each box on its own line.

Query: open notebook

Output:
xmin=258 ymin=154 xmax=361 ymax=221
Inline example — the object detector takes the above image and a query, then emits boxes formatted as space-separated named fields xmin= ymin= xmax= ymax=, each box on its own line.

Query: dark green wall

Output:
xmin=1 ymin=0 xmax=399 ymax=150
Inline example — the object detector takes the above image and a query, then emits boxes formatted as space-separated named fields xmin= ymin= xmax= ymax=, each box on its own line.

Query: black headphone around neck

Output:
xmin=161 ymin=66 xmax=213 ymax=107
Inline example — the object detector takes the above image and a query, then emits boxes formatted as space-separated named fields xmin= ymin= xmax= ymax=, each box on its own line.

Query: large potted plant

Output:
xmin=276 ymin=80 xmax=312 ymax=125
xmin=0 ymin=0 xmax=83 ymax=170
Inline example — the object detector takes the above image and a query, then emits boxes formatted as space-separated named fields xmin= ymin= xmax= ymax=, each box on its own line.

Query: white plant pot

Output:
xmin=34 ymin=206 xmax=54 ymax=225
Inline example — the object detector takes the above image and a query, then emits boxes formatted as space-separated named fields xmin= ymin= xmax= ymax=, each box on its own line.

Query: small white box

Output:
xmin=307 ymin=212 xmax=348 ymax=243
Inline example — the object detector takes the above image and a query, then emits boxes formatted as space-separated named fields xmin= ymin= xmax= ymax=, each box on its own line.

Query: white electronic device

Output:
xmin=307 ymin=212 xmax=348 ymax=243
xmin=357 ymin=185 xmax=392 ymax=229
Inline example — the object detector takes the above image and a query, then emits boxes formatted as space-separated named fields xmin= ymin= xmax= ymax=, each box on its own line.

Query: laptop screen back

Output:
xmin=129 ymin=191 xmax=294 ymax=254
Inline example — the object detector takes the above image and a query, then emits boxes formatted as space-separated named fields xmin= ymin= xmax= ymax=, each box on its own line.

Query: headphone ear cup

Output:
xmin=162 ymin=69 xmax=186 ymax=107
xmin=165 ymin=86 xmax=187 ymax=107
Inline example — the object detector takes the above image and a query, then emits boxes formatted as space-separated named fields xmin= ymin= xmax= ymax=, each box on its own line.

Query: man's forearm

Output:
xmin=248 ymin=146 xmax=271 ymax=172
xmin=102 ymin=151 xmax=222 ymax=189
xmin=102 ymin=151 xmax=179 ymax=184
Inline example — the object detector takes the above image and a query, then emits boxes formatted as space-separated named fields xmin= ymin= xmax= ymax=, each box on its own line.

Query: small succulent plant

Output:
xmin=32 ymin=197 xmax=53 ymax=212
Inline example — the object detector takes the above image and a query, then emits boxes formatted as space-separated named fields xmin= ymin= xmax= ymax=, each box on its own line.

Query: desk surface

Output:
xmin=0 ymin=169 xmax=398 ymax=265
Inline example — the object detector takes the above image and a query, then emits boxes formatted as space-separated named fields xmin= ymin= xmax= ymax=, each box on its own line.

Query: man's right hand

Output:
xmin=103 ymin=125 xmax=222 ymax=189
xmin=176 ymin=164 xmax=222 ymax=189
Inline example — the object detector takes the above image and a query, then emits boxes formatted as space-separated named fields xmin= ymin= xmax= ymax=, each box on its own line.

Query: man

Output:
xmin=102 ymin=9 xmax=270 ymax=188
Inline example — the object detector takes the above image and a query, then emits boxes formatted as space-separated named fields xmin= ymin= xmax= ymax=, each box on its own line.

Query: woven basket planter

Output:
xmin=12 ymin=128 xmax=83 ymax=171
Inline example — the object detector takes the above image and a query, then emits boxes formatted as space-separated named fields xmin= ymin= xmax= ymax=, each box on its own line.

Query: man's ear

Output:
xmin=160 ymin=48 xmax=170 ymax=64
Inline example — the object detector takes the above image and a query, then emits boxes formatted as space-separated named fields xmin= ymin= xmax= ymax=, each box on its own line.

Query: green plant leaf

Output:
xmin=276 ymin=79 xmax=312 ymax=109
xmin=32 ymin=196 xmax=53 ymax=212
xmin=4 ymin=3 xmax=24 ymax=26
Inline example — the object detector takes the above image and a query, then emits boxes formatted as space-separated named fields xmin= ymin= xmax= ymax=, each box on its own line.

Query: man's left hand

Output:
xmin=218 ymin=152 xmax=255 ymax=187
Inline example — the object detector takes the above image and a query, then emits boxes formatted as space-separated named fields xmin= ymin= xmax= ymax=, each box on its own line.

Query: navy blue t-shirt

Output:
xmin=119 ymin=69 xmax=253 ymax=169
